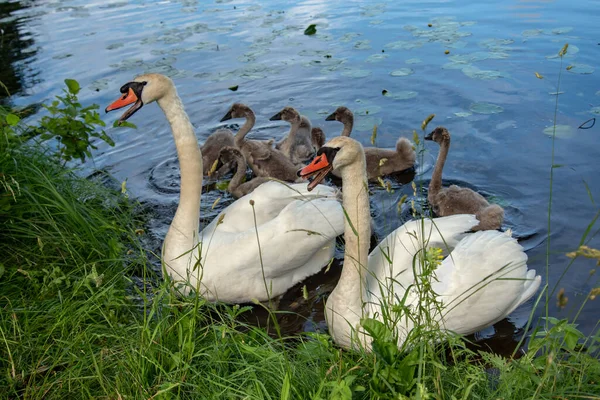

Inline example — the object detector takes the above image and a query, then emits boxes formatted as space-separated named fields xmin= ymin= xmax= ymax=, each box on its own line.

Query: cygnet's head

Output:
xmin=325 ymin=106 xmax=354 ymax=125
xmin=311 ymin=127 xmax=326 ymax=149
xmin=425 ymin=126 xmax=451 ymax=144
xmin=269 ymin=106 xmax=301 ymax=124
xmin=220 ymin=103 xmax=254 ymax=122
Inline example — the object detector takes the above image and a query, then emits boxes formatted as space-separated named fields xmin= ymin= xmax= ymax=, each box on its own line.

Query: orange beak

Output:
xmin=105 ymin=88 xmax=143 ymax=123
xmin=298 ymin=153 xmax=333 ymax=191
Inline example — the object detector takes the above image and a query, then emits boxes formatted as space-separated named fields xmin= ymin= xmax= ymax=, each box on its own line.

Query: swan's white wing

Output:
xmin=202 ymin=181 xmax=339 ymax=235
xmin=366 ymin=215 xmax=479 ymax=306
xmin=432 ymin=230 xmax=541 ymax=335
xmin=197 ymin=196 xmax=344 ymax=303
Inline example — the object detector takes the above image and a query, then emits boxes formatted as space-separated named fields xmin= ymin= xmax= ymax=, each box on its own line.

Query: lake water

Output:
xmin=2 ymin=0 xmax=599 ymax=347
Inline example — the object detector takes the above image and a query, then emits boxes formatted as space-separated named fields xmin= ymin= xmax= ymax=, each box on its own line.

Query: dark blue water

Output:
xmin=3 ymin=0 xmax=599 ymax=342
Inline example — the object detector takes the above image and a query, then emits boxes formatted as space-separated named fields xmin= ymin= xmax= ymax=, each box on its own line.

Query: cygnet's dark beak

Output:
xmin=220 ymin=110 xmax=233 ymax=122
xmin=269 ymin=112 xmax=282 ymax=121
xmin=424 ymin=131 xmax=434 ymax=141
xmin=325 ymin=112 xmax=336 ymax=121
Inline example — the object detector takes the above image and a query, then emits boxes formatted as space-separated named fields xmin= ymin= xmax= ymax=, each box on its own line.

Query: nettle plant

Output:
xmin=34 ymin=79 xmax=115 ymax=163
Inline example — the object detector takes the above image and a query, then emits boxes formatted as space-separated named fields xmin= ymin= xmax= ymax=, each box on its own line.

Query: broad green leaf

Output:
xmin=64 ymin=79 xmax=80 ymax=95
xmin=5 ymin=113 xmax=20 ymax=126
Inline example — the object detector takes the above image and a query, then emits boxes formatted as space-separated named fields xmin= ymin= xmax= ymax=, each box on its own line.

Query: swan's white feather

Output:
xmin=173 ymin=181 xmax=344 ymax=303
xmin=359 ymin=215 xmax=540 ymax=349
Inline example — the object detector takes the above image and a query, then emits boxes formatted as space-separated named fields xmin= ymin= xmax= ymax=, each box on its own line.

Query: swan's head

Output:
xmin=311 ymin=127 xmax=326 ymax=149
xmin=269 ymin=106 xmax=301 ymax=124
xmin=299 ymin=115 xmax=312 ymax=129
xmin=105 ymin=73 xmax=175 ymax=124
xmin=325 ymin=106 xmax=354 ymax=125
xmin=298 ymin=136 xmax=363 ymax=191
xmin=425 ymin=126 xmax=451 ymax=144
xmin=221 ymin=103 xmax=253 ymax=122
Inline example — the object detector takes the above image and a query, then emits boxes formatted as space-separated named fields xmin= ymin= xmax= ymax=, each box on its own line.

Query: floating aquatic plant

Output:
xmin=469 ymin=102 xmax=504 ymax=114
xmin=390 ymin=68 xmax=414 ymax=77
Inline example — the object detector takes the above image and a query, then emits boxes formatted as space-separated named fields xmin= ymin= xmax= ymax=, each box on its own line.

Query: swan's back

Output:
xmin=433 ymin=230 xmax=541 ymax=334
xmin=202 ymin=181 xmax=339 ymax=235
xmin=197 ymin=183 xmax=344 ymax=302
xmin=367 ymin=215 xmax=479 ymax=304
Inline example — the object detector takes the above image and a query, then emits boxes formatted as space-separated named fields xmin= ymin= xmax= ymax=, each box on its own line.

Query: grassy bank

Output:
xmin=1 ymin=80 xmax=599 ymax=399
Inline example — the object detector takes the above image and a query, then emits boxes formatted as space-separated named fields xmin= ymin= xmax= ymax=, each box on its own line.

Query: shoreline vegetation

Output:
xmin=1 ymin=69 xmax=599 ymax=398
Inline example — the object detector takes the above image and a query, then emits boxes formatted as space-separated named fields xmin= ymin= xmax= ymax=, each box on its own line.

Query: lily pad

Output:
xmin=339 ymin=32 xmax=362 ymax=43
xmin=365 ymin=53 xmax=388 ymax=63
xmin=551 ymin=27 xmax=573 ymax=34
xmin=390 ymin=68 xmax=414 ymax=77
xmin=341 ymin=69 xmax=371 ymax=78
xmin=522 ymin=29 xmax=543 ymax=37
xmin=106 ymin=43 xmax=124 ymax=50
xmin=590 ymin=106 xmax=600 ymax=115
xmin=469 ymin=102 xmax=504 ymax=114
xmin=454 ymin=112 xmax=472 ymax=118
xmin=385 ymin=40 xmax=424 ymax=50
xmin=405 ymin=58 xmax=422 ymax=64
xmin=355 ymin=116 xmax=383 ymax=131
xmin=462 ymin=66 xmax=505 ymax=80
xmin=383 ymin=91 xmax=418 ymax=100
xmin=354 ymin=40 xmax=372 ymax=50
xmin=543 ymin=125 xmax=574 ymax=139
xmin=546 ymin=45 xmax=579 ymax=59
xmin=567 ymin=64 xmax=594 ymax=74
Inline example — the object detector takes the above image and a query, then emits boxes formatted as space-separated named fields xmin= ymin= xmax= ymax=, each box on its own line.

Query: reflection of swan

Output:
xmin=201 ymin=128 xmax=234 ymax=178
xmin=325 ymin=106 xmax=416 ymax=181
xmin=217 ymin=146 xmax=270 ymax=199
xmin=299 ymin=136 xmax=541 ymax=350
xmin=106 ymin=74 xmax=345 ymax=303
xmin=425 ymin=126 xmax=504 ymax=231
xmin=221 ymin=103 xmax=300 ymax=182
xmin=271 ymin=107 xmax=315 ymax=164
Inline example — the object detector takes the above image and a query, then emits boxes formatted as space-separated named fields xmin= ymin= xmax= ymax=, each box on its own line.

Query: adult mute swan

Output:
xmin=105 ymin=73 xmax=345 ymax=303
xmin=298 ymin=136 xmax=541 ymax=350
xmin=425 ymin=126 xmax=504 ymax=231
xmin=325 ymin=106 xmax=416 ymax=181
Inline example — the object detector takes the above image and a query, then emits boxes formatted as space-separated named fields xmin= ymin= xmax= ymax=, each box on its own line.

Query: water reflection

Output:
xmin=0 ymin=0 xmax=39 ymax=100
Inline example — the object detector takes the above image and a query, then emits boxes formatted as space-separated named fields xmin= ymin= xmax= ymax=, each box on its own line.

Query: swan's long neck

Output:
xmin=326 ymin=153 xmax=371 ymax=345
xmin=234 ymin=111 xmax=256 ymax=148
xmin=428 ymin=138 xmax=449 ymax=202
xmin=228 ymin=154 xmax=247 ymax=195
xmin=341 ymin=118 xmax=353 ymax=137
xmin=285 ymin=119 xmax=301 ymax=156
xmin=158 ymin=91 xmax=202 ymax=267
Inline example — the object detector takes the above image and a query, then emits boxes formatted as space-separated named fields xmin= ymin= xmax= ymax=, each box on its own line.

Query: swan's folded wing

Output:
xmin=202 ymin=181 xmax=340 ymax=235
xmin=432 ymin=230 xmax=540 ymax=334
xmin=257 ymin=197 xmax=345 ymax=280
xmin=366 ymin=215 xmax=479 ymax=303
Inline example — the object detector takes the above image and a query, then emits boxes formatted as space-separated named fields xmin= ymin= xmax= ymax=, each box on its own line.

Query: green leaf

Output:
xmin=228 ymin=85 xmax=239 ymax=91
xmin=113 ymin=120 xmax=137 ymax=129
xmin=64 ymin=79 xmax=80 ymax=95
xmin=5 ymin=113 xmax=20 ymax=126
xmin=304 ymin=24 xmax=317 ymax=35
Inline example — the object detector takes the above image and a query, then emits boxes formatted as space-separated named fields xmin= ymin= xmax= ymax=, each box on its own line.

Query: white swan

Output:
xmin=298 ymin=136 xmax=541 ymax=350
xmin=105 ymin=73 xmax=345 ymax=303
